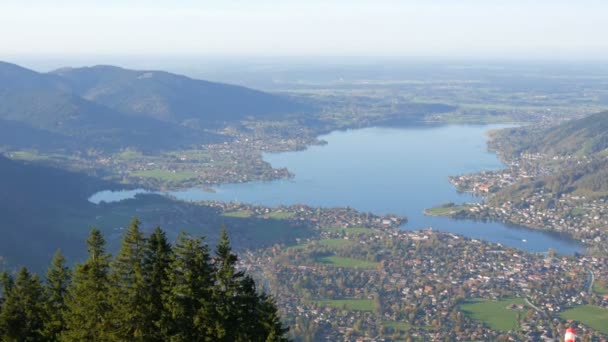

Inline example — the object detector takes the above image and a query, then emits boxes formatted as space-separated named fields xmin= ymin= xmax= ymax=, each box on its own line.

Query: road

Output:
xmin=587 ymin=270 xmax=595 ymax=293
xmin=524 ymin=298 xmax=541 ymax=312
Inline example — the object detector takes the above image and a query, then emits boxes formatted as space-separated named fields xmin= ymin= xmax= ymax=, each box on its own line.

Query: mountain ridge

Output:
xmin=492 ymin=110 xmax=608 ymax=157
xmin=0 ymin=61 xmax=304 ymax=151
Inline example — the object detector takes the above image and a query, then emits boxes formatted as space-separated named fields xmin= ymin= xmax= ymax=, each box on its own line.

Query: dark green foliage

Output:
xmin=61 ymin=228 xmax=112 ymax=341
xmin=210 ymin=227 xmax=289 ymax=341
xmin=0 ymin=268 xmax=47 ymax=341
xmin=164 ymin=232 xmax=214 ymax=341
xmin=43 ymin=250 xmax=71 ymax=341
xmin=212 ymin=227 xmax=248 ymax=340
xmin=0 ymin=221 xmax=288 ymax=341
xmin=142 ymin=227 xmax=173 ymax=341
xmin=107 ymin=218 xmax=148 ymax=341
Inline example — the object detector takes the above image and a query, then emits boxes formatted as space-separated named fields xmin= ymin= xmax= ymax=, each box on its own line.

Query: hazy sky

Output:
xmin=1 ymin=0 xmax=607 ymax=59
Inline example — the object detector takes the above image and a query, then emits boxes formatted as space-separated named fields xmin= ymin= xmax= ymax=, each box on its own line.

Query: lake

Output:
xmin=90 ymin=124 xmax=582 ymax=254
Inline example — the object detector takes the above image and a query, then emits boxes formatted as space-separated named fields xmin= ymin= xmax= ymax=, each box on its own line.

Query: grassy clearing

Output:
xmin=221 ymin=210 xmax=253 ymax=218
xmin=593 ymin=279 xmax=608 ymax=295
xmin=314 ymin=299 xmax=374 ymax=311
xmin=425 ymin=204 xmax=468 ymax=216
xmin=570 ymin=207 xmax=589 ymax=217
xmin=117 ymin=149 xmax=144 ymax=160
xmin=560 ymin=305 xmax=608 ymax=334
xmin=317 ymin=255 xmax=379 ymax=269
xmin=286 ymin=243 xmax=309 ymax=250
xmin=460 ymin=298 xmax=527 ymax=331
xmin=382 ymin=320 xmax=411 ymax=332
xmin=131 ymin=169 xmax=198 ymax=182
xmin=327 ymin=227 xmax=377 ymax=236
xmin=266 ymin=211 xmax=295 ymax=219
xmin=318 ymin=238 xmax=353 ymax=248
xmin=9 ymin=150 xmax=48 ymax=161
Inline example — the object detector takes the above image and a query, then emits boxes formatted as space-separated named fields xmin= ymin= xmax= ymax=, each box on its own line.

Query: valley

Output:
xmin=1 ymin=60 xmax=608 ymax=340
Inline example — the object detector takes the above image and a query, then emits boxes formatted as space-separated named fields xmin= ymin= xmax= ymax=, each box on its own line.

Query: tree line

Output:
xmin=0 ymin=218 xmax=288 ymax=341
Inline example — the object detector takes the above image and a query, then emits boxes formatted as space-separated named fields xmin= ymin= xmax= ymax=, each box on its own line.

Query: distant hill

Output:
xmin=0 ymin=61 xmax=305 ymax=151
xmin=51 ymin=65 xmax=305 ymax=124
xmin=493 ymin=111 xmax=608 ymax=157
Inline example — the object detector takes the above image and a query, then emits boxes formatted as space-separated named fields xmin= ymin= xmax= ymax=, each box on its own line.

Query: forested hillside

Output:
xmin=492 ymin=110 xmax=608 ymax=157
xmin=0 ymin=221 xmax=287 ymax=341
xmin=0 ymin=155 xmax=110 ymax=271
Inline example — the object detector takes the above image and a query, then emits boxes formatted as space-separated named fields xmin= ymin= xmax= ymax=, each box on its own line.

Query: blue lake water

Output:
xmin=90 ymin=125 xmax=582 ymax=254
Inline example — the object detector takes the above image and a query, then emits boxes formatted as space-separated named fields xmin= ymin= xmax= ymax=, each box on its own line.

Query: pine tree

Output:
xmin=233 ymin=276 xmax=260 ymax=340
xmin=211 ymin=228 xmax=288 ymax=341
xmin=61 ymin=228 xmax=112 ymax=342
xmin=108 ymin=218 xmax=148 ymax=341
xmin=0 ymin=271 xmax=12 ymax=338
xmin=211 ymin=227 xmax=243 ymax=340
xmin=165 ymin=232 xmax=213 ymax=341
xmin=257 ymin=293 xmax=289 ymax=342
xmin=43 ymin=250 xmax=71 ymax=341
xmin=142 ymin=227 xmax=172 ymax=341
xmin=0 ymin=267 xmax=47 ymax=342
xmin=0 ymin=271 xmax=13 ymax=295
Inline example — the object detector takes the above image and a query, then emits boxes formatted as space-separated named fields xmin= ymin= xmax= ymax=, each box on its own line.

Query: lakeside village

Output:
xmin=95 ymin=125 xmax=323 ymax=189
xmin=445 ymin=152 xmax=608 ymax=252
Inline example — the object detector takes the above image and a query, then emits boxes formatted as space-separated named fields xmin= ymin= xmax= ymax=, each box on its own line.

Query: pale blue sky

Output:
xmin=1 ymin=0 xmax=607 ymax=59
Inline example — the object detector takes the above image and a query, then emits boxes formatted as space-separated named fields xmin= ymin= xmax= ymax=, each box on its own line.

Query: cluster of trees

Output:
xmin=0 ymin=219 xmax=288 ymax=341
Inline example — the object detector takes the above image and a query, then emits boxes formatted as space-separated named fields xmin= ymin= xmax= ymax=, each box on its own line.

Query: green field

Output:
xmin=425 ymin=204 xmax=468 ymax=216
xmin=9 ymin=150 xmax=49 ymax=161
xmin=592 ymin=279 xmax=608 ymax=295
xmin=382 ymin=320 xmax=411 ymax=332
xmin=116 ymin=149 xmax=144 ymax=160
xmin=266 ymin=211 xmax=295 ymax=219
xmin=221 ymin=210 xmax=253 ymax=218
xmin=318 ymin=238 xmax=353 ymax=248
xmin=560 ymin=305 xmax=608 ymax=334
xmin=317 ymin=255 xmax=379 ymax=269
xmin=460 ymin=298 xmax=527 ymax=331
xmin=570 ymin=207 xmax=589 ymax=217
xmin=327 ymin=227 xmax=377 ymax=236
xmin=314 ymin=299 xmax=374 ymax=311
xmin=131 ymin=169 xmax=198 ymax=182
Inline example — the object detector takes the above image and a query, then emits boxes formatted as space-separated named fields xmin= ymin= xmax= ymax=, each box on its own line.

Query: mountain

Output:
xmin=51 ymin=65 xmax=305 ymax=124
xmin=493 ymin=111 xmax=608 ymax=157
xmin=0 ymin=61 xmax=305 ymax=151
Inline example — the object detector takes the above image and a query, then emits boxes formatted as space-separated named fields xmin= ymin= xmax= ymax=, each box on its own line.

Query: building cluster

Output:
xmin=240 ymin=224 xmax=608 ymax=341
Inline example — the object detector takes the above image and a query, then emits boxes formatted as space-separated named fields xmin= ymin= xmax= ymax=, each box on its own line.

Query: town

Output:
xmin=240 ymin=223 xmax=608 ymax=340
